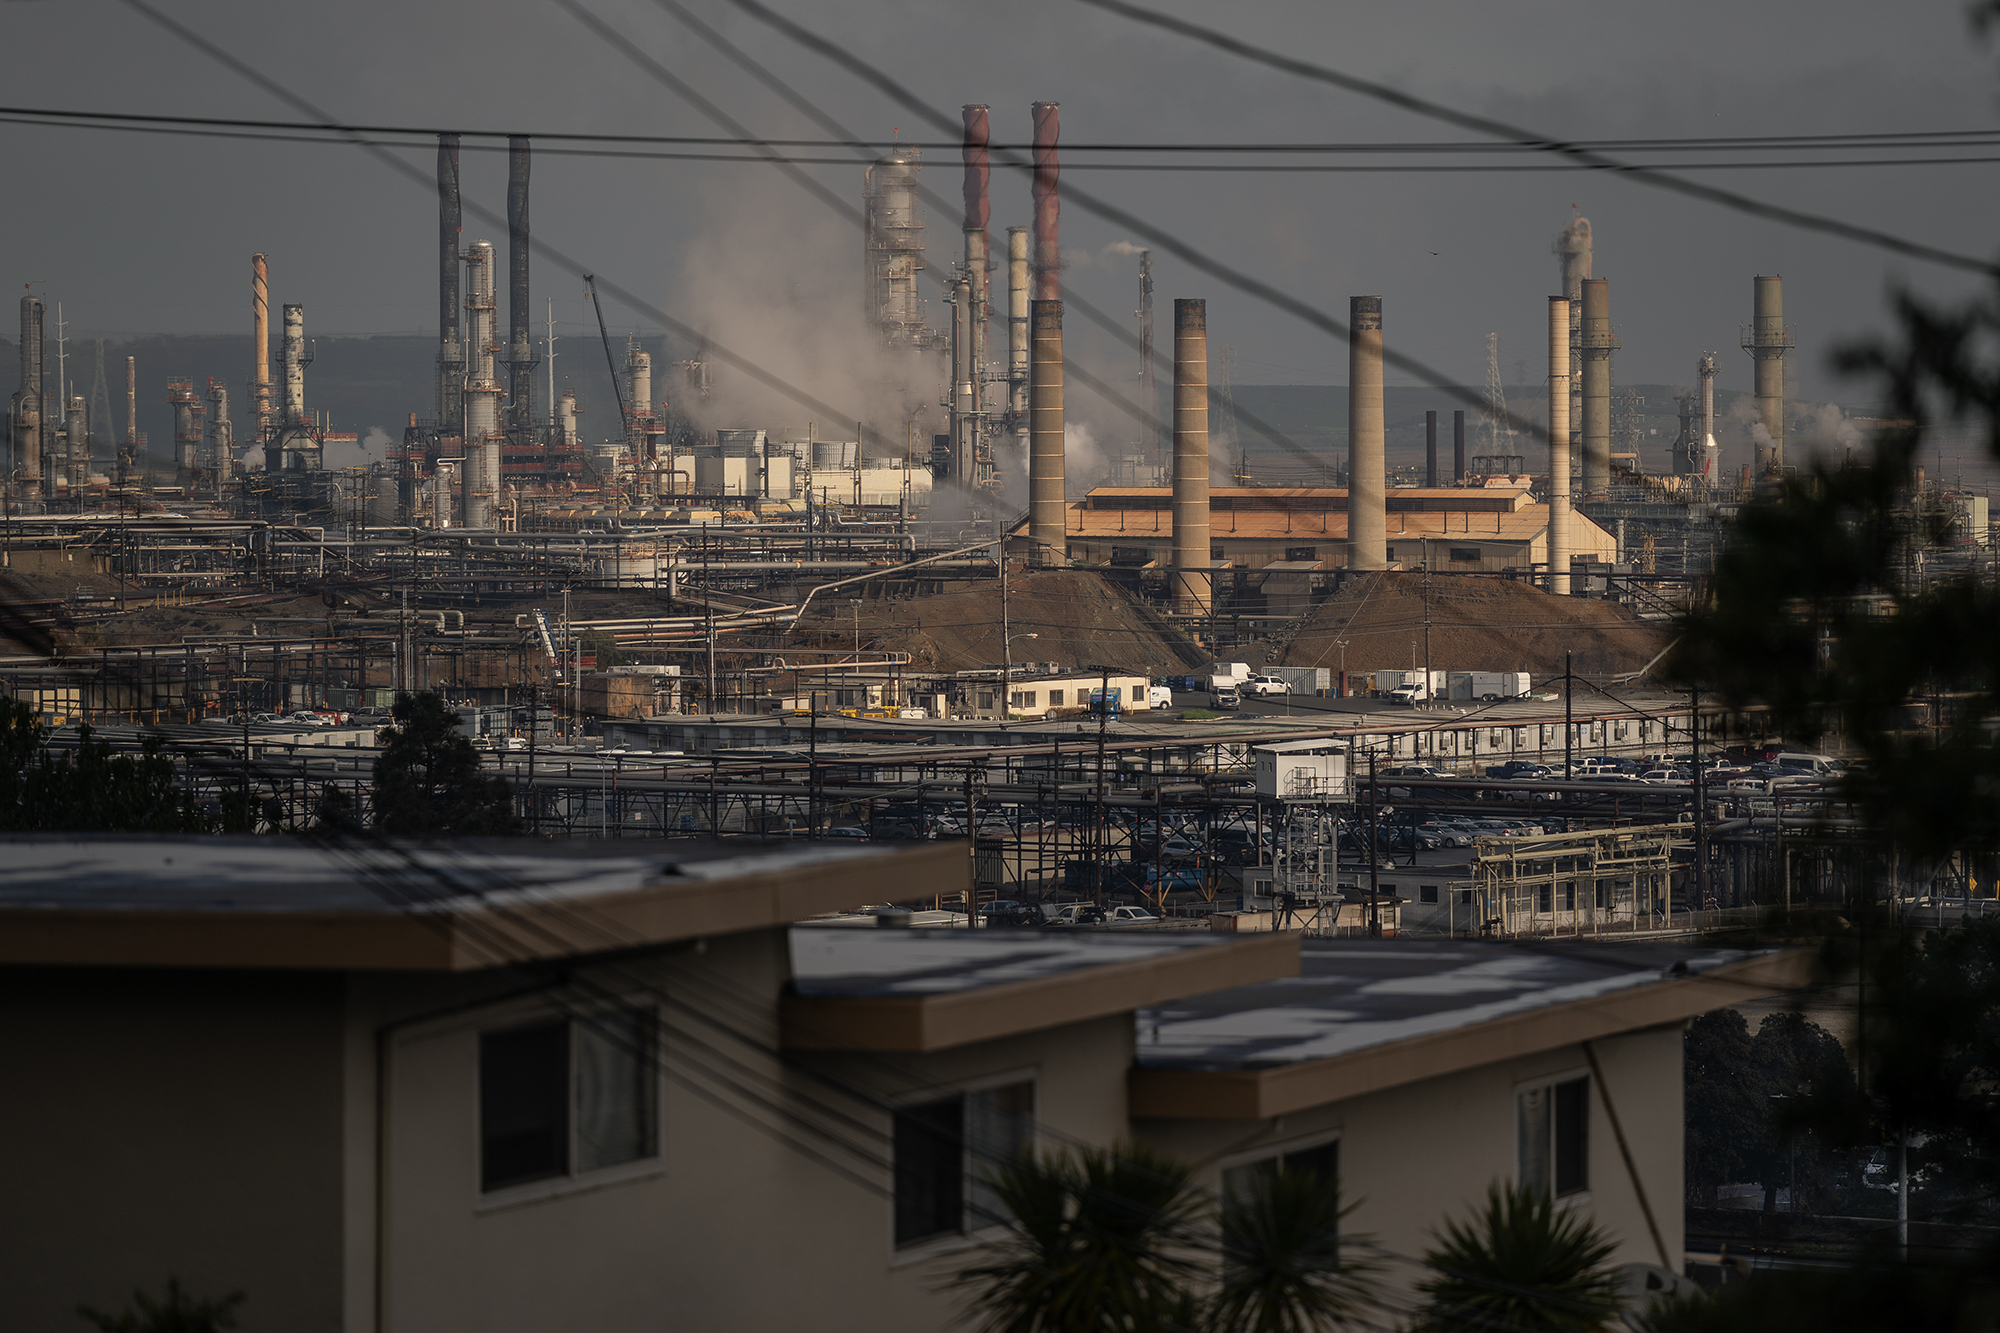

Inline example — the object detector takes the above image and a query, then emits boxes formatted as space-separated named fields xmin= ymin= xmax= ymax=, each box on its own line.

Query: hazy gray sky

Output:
xmin=2 ymin=0 xmax=1995 ymax=428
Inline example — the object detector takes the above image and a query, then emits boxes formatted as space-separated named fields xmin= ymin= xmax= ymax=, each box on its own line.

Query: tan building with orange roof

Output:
xmin=1030 ymin=485 xmax=1616 ymax=578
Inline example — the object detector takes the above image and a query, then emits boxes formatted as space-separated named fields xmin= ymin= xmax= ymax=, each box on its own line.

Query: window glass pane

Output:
xmin=1517 ymin=1085 xmax=1550 ymax=1196
xmin=1283 ymin=1139 xmax=1338 ymax=1188
xmin=576 ymin=1007 xmax=657 ymax=1174
xmin=481 ymin=1021 xmax=570 ymax=1192
xmin=1554 ymin=1077 xmax=1589 ymax=1196
xmin=894 ymin=1096 xmax=964 ymax=1247
xmin=967 ymin=1082 xmax=1035 ymax=1230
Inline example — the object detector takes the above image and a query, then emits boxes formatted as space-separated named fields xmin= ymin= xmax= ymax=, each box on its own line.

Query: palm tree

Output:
xmin=953 ymin=1143 xmax=1207 ymax=1333
xmin=1413 ymin=1182 xmax=1621 ymax=1332
xmin=1212 ymin=1168 xmax=1382 ymax=1332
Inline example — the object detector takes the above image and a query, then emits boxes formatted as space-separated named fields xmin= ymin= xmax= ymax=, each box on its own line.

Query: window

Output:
xmin=1385 ymin=546 xmax=1396 ymax=560
xmin=1223 ymin=1139 xmax=1339 ymax=1264
xmin=1420 ymin=884 xmax=1439 ymax=904
xmin=480 ymin=1007 xmax=658 ymax=1193
xmin=893 ymin=1081 xmax=1034 ymax=1248
xmin=1049 ymin=690 xmax=1065 ymax=706
xmin=1458 ymin=889 xmax=1474 ymax=906
xmin=1286 ymin=546 xmax=1318 ymax=561
xmin=1449 ymin=546 xmax=1480 ymax=562
xmin=1518 ymin=1076 xmax=1589 ymax=1198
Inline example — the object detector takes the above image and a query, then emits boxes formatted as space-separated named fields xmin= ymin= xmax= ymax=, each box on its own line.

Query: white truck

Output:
xmin=1207 ymin=675 xmax=1242 ymax=710
xmin=1376 ymin=670 xmax=1446 ymax=703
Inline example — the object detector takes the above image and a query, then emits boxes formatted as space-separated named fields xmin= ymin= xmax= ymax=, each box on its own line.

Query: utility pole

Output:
xmin=1367 ymin=749 xmax=1381 ymax=936
xmin=1422 ymin=559 xmax=1433 ymax=709
xmin=1000 ymin=545 xmax=1012 ymax=678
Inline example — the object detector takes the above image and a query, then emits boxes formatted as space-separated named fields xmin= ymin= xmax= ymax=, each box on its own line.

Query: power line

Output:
xmin=1073 ymin=0 xmax=2000 ymax=278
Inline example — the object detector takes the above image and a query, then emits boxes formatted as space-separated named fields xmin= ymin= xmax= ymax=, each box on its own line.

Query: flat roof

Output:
xmin=0 ymin=835 xmax=970 ymax=972
xmin=1128 ymin=939 xmax=1811 ymax=1118
xmin=782 ymin=926 xmax=1299 ymax=1053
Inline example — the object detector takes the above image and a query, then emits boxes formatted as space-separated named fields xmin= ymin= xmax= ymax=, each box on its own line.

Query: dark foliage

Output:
xmin=371 ymin=691 xmax=519 ymax=837
xmin=77 ymin=1277 xmax=244 ymax=1333
xmin=1412 ymin=1182 xmax=1621 ymax=1333
xmin=0 ymin=699 xmax=209 ymax=832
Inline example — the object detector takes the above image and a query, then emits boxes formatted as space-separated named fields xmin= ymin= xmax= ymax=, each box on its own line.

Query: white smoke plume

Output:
xmin=1064 ymin=422 xmax=1106 ymax=497
xmin=1063 ymin=240 xmax=1147 ymax=272
xmin=321 ymin=426 xmax=387 ymax=470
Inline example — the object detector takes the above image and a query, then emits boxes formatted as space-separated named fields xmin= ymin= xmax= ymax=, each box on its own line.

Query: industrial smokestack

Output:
xmin=64 ymin=395 xmax=87 ymax=489
xmin=1698 ymin=352 xmax=1718 ymax=479
xmin=1007 ymin=226 xmax=1030 ymax=450
xmin=1028 ymin=299 xmax=1065 ymax=560
xmin=1747 ymin=276 xmax=1790 ymax=475
xmin=961 ymin=105 xmax=990 ymax=375
xmin=1548 ymin=297 xmax=1572 ymax=596
xmin=951 ymin=275 xmax=976 ymax=486
xmin=250 ymin=254 xmax=272 ymax=450
xmin=1580 ymin=277 xmax=1613 ymax=493
xmin=462 ymin=241 xmax=502 ymax=527
xmin=1346 ymin=296 xmax=1386 ymax=570
xmin=206 ymin=381 xmax=232 ymax=479
xmin=282 ymin=304 xmax=306 ymax=426
xmin=437 ymin=135 xmax=463 ymax=434
xmin=124 ymin=355 xmax=136 ymax=455
xmin=1172 ymin=299 xmax=1211 ymax=615
xmin=507 ymin=136 xmax=534 ymax=431
xmin=16 ymin=295 xmax=43 ymax=492
xmin=1556 ymin=217 xmax=1590 ymax=478
xmin=1452 ymin=410 xmax=1466 ymax=483
xmin=1031 ymin=101 xmax=1060 ymax=301
xmin=1425 ymin=411 xmax=1438 ymax=488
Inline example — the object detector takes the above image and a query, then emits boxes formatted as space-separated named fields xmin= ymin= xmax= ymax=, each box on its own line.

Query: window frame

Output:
xmin=473 ymin=1002 xmax=665 ymax=1211
xmin=1217 ymin=1131 xmax=1343 ymax=1268
xmin=888 ymin=1069 xmax=1039 ymax=1261
xmin=1515 ymin=1069 xmax=1591 ymax=1201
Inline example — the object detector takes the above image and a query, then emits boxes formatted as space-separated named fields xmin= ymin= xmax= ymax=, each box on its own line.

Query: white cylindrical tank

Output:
xmin=282 ymin=304 xmax=306 ymax=424
xmin=461 ymin=241 xmax=502 ymax=527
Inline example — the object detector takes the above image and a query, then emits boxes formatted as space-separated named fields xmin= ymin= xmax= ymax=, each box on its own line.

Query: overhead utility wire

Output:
xmin=6 ymin=103 xmax=1998 ymax=154
xmin=623 ymin=0 xmax=1326 ymax=478
xmin=713 ymin=0 xmax=1549 ymax=439
xmin=110 ymin=0 xmax=876 ymax=447
xmin=4 ymin=114 xmax=1992 ymax=172
xmin=1073 ymin=0 xmax=2000 ymax=278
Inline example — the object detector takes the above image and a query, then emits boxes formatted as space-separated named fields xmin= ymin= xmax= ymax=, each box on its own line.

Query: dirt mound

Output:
xmin=1279 ymin=572 xmax=1671 ymax=679
xmin=787 ymin=569 xmax=1206 ymax=676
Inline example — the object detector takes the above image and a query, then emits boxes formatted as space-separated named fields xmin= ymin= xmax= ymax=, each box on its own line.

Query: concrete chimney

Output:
xmin=461 ymin=240 xmax=502 ymax=527
xmin=1007 ymin=226 xmax=1030 ymax=452
xmin=124 ymin=355 xmax=136 ymax=456
xmin=1556 ymin=217 xmax=1591 ymax=477
xmin=1172 ymin=298 xmax=1210 ymax=615
xmin=1031 ymin=102 xmax=1060 ymax=301
xmin=961 ymin=104 xmax=990 ymax=380
xmin=1747 ymin=275 xmax=1790 ymax=475
xmin=1698 ymin=352 xmax=1718 ymax=479
xmin=951 ymin=275 xmax=976 ymax=486
xmin=507 ymin=137 xmax=534 ymax=431
xmin=437 ymin=135 xmax=463 ymax=434
xmin=1425 ymin=410 xmax=1438 ymax=488
xmin=1028 ymin=299 xmax=1065 ymax=561
xmin=1346 ymin=297 xmax=1386 ymax=570
xmin=1580 ymin=277 xmax=1613 ymax=492
xmin=1547 ymin=296 xmax=1572 ymax=596
xmin=16 ymin=295 xmax=43 ymax=492
xmin=1452 ymin=409 xmax=1466 ymax=482
xmin=250 ymin=255 xmax=272 ymax=452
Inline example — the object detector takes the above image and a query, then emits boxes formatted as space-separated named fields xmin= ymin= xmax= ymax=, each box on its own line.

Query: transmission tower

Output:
xmin=1482 ymin=332 xmax=1514 ymax=454
xmin=88 ymin=340 xmax=115 ymax=459
xmin=1214 ymin=343 xmax=1241 ymax=480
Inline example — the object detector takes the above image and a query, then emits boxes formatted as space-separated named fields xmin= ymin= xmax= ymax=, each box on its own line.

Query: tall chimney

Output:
xmin=1547 ymin=297 xmax=1572 ymax=595
xmin=1007 ymin=226 xmax=1030 ymax=452
xmin=1172 ymin=299 xmax=1211 ymax=615
xmin=1698 ymin=352 xmax=1718 ymax=479
xmin=1031 ymin=102 xmax=1060 ymax=301
xmin=1425 ymin=410 xmax=1438 ymax=488
xmin=1345 ymin=297 xmax=1386 ymax=570
xmin=124 ymin=355 xmax=136 ymax=455
xmin=16 ymin=295 xmax=43 ymax=492
xmin=507 ymin=136 xmax=534 ymax=431
xmin=282 ymin=304 xmax=306 ymax=426
xmin=437 ymin=135 xmax=463 ymax=434
xmin=1452 ymin=409 xmax=1466 ymax=482
xmin=250 ymin=254 xmax=272 ymax=450
xmin=1580 ymin=277 xmax=1613 ymax=493
xmin=1028 ymin=299 xmax=1065 ymax=560
xmin=1747 ymin=276 xmax=1790 ymax=475
xmin=1556 ymin=217 xmax=1591 ymax=478
xmin=951 ymin=275 xmax=976 ymax=486
xmin=64 ymin=395 xmax=88 ymax=490
xmin=462 ymin=241 xmax=502 ymax=527
xmin=961 ymin=105 xmax=990 ymax=376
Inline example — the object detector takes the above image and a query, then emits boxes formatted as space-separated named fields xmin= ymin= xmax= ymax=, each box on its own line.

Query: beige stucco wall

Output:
xmin=372 ymin=927 xmax=1136 ymax=1333
xmin=0 ymin=967 xmax=347 ymax=1333
xmin=1137 ymin=1023 xmax=1684 ymax=1299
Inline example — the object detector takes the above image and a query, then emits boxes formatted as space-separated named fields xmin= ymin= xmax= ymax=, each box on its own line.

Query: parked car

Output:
xmin=822 ymin=826 xmax=871 ymax=840
xmin=977 ymin=899 xmax=1043 ymax=927
xmin=1046 ymin=903 xmax=1109 ymax=927
xmin=1486 ymin=761 xmax=1552 ymax=780
xmin=1208 ymin=685 xmax=1241 ymax=711
xmin=1105 ymin=905 xmax=1161 ymax=925
xmin=1148 ymin=684 xmax=1174 ymax=708
xmin=1243 ymin=674 xmax=1291 ymax=697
